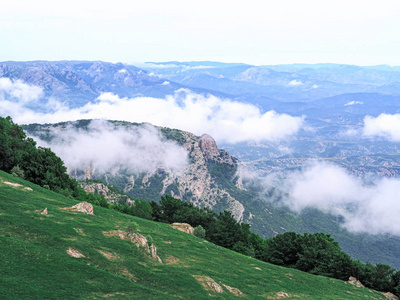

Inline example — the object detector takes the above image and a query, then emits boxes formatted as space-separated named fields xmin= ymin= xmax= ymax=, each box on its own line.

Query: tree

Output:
xmin=264 ymin=232 xmax=303 ymax=267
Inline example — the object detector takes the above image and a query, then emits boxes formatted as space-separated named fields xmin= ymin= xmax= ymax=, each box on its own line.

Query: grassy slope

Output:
xmin=0 ymin=171 xmax=387 ymax=299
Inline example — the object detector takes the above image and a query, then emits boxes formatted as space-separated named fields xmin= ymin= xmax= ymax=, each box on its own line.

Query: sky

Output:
xmin=1 ymin=0 xmax=400 ymax=66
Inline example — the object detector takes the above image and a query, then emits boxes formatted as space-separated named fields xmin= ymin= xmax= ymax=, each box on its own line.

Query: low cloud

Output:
xmin=363 ymin=113 xmax=400 ymax=141
xmin=345 ymin=101 xmax=363 ymax=106
xmin=32 ymin=120 xmax=189 ymax=176
xmin=288 ymin=80 xmax=303 ymax=86
xmin=0 ymin=82 xmax=305 ymax=144
xmin=245 ymin=161 xmax=400 ymax=236
xmin=0 ymin=78 xmax=44 ymax=103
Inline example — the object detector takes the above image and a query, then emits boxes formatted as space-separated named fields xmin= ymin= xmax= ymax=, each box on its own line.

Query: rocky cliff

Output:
xmin=25 ymin=120 xmax=246 ymax=221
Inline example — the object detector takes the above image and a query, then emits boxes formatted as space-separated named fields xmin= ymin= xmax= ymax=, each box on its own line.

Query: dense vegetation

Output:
xmin=148 ymin=195 xmax=400 ymax=297
xmin=1 ymin=116 xmax=400 ymax=297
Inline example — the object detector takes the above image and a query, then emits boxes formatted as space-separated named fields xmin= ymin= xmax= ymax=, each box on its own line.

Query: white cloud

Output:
xmin=288 ymin=80 xmax=303 ymax=86
xmin=2 ymin=88 xmax=305 ymax=144
xmin=0 ymin=78 xmax=43 ymax=103
xmin=363 ymin=113 xmax=400 ymax=141
xmin=161 ymin=81 xmax=170 ymax=85
xmin=345 ymin=100 xmax=363 ymax=106
xmin=32 ymin=119 xmax=189 ymax=176
xmin=251 ymin=161 xmax=400 ymax=235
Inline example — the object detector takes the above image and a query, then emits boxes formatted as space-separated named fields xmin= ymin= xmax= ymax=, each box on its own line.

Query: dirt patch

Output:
xmin=267 ymin=292 xmax=292 ymax=299
xmin=223 ymin=284 xmax=243 ymax=296
xmin=254 ymin=267 xmax=261 ymax=270
xmin=99 ymin=250 xmax=119 ymax=261
xmin=193 ymin=275 xmax=224 ymax=293
xmin=104 ymin=292 xmax=126 ymax=297
xmin=165 ymin=255 xmax=180 ymax=265
xmin=23 ymin=187 xmax=33 ymax=191
xmin=164 ymin=241 xmax=171 ymax=244
xmin=121 ymin=268 xmax=137 ymax=282
xmin=74 ymin=228 xmax=85 ymax=236
xmin=66 ymin=248 xmax=85 ymax=258
xmin=103 ymin=230 xmax=127 ymax=239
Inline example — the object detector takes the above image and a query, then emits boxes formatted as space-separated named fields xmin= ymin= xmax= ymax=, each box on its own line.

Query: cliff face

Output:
xmin=27 ymin=120 xmax=246 ymax=222
xmin=111 ymin=130 xmax=245 ymax=221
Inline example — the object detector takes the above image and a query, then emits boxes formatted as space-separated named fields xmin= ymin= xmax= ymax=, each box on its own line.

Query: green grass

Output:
xmin=0 ymin=171 xmax=387 ymax=299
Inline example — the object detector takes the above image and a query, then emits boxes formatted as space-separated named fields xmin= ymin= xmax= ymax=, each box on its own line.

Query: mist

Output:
xmin=244 ymin=162 xmax=400 ymax=236
xmin=0 ymin=79 xmax=305 ymax=144
xmin=32 ymin=119 xmax=189 ymax=176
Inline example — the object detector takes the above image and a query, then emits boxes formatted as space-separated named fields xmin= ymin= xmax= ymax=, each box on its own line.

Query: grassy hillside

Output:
xmin=0 ymin=171 xmax=388 ymax=299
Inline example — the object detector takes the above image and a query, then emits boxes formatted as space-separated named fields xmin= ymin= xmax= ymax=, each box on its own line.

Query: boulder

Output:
xmin=71 ymin=201 xmax=94 ymax=215
xmin=348 ymin=276 xmax=364 ymax=287
xmin=170 ymin=223 xmax=194 ymax=235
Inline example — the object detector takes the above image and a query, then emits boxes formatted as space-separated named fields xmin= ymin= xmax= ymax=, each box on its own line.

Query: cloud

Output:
xmin=288 ymin=80 xmax=303 ymax=86
xmin=1 ymin=86 xmax=305 ymax=144
xmin=0 ymin=77 xmax=44 ymax=103
xmin=363 ymin=113 xmax=400 ymax=141
xmin=32 ymin=119 xmax=189 ymax=176
xmin=344 ymin=100 xmax=363 ymax=106
xmin=248 ymin=161 xmax=400 ymax=235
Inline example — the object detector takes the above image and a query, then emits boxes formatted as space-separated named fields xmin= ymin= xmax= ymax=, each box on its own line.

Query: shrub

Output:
xmin=126 ymin=222 xmax=139 ymax=235
xmin=193 ymin=225 xmax=206 ymax=239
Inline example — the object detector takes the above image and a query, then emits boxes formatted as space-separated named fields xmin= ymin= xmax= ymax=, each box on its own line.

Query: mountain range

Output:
xmin=3 ymin=60 xmax=400 ymax=270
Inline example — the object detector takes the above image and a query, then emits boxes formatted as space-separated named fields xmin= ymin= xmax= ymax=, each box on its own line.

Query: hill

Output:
xmin=23 ymin=119 xmax=400 ymax=270
xmin=0 ymin=170 xmax=390 ymax=299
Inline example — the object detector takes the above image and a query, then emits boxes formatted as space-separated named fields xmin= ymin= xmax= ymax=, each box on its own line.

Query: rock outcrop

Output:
xmin=348 ymin=276 xmax=364 ymax=287
xmin=71 ymin=202 xmax=94 ymax=215
xmin=170 ymin=223 xmax=194 ymax=235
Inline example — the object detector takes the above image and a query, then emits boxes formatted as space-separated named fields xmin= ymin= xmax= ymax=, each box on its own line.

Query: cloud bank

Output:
xmin=363 ymin=113 xmax=400 ymax=142
xmin=0 ymin=77 xmax=44 ymax=103
xmin=33 ymin=120 xmax=189 ymax=176
xmin=0 ymin=81 xmax=305 ymax=144
xmin=250 ymin=162 xmax=400 ymax=236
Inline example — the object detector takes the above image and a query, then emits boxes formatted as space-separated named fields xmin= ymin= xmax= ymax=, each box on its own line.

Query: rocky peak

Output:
xmin=198 ymin=134 xmax=219 ymax=159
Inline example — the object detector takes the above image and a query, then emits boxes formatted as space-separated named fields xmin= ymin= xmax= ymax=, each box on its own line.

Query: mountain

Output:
xmin=23 ymin=120 xmax=247 ymax=221
xmin=0 ymin=61 xmax=229 ymax=109
xmin=23 ymin=119 xmax=400 ymax=270
xmin=0 ymin=170 xmax=390 ymax=299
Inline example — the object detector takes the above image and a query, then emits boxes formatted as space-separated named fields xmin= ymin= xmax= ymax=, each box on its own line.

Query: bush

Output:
xmin=193 ymin=225 xmax=206 ymax=239
xmin=126 ymin=222 xmax=139 ymax=235
xmin=11 ymin=165 xmax=24 ymax=179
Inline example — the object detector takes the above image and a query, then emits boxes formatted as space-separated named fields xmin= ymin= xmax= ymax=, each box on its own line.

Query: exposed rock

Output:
xmin=99 ymin=250 xmax=119 ymax=261
xmin=23 ymin=187 xmax=33 ymax=191
xmin=382 ymin=292 xmax=399 ymax=300
xmin=80 ymin=182 xmax=134 ymax=205
xmin=40 ymin=208 xmax=48 ymax=215
xmin=121 ymin=267 xmax=137 ymax=282
xmin=193 ymin=275 xmax=224 ymax=293
xmin=66 ymin=248 xmax=85 ymax=258
xmin=276 ymin=291 xmax=291 ymax=298
xmin=170 ymin=223 xmax=194 ymax=235
xmin=223 ymin=284 xmax=243 ymax=296
xmin=348 ymin=276 xmax=364 ymax=287
xmin=199 ymin=134 xmax=220 ymax=159
xmin=128 ymin=232 xmax=163 ymax=263
xmin=3 ymin=181 xmax=22 ymax=188
xmin=71 ymin=202 xmax=94 ymax=215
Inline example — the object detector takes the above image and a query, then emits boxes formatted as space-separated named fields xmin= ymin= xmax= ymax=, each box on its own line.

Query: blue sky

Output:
xmin=1 ymin=0 xmax=400 ymax=65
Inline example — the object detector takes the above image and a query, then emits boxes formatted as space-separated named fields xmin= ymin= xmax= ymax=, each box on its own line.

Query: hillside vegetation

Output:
xmin=0 ymin=171 xmax=389 ymax=299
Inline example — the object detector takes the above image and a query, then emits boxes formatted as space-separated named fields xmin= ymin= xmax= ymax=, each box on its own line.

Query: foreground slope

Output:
xmin=0 ymin=171 xmax=387 ymax=299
